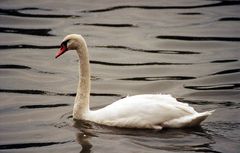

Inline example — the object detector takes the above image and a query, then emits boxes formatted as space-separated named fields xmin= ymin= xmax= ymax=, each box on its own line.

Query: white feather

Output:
xmin=86 ymin=94 xmax=214 ymax=129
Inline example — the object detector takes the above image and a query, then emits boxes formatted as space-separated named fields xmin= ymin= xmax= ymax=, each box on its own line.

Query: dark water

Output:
xmin=0 ymin=0 xmax=240 ymax=152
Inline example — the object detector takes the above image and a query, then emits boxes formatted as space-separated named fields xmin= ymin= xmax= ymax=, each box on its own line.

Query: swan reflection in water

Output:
xmin=76 ymin=132 xmax=93 ymax=153
xmin=73 ymin=120 xmax=223 ymax=153
xmin=74 ymin=120 xmax=95 ymax=153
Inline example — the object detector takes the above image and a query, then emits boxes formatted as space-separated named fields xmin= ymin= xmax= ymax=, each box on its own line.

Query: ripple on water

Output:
xmin=0 ymin=8 xmax=80 ymax=18
xmin=0 ymin=27 xmax=54 ymax=36
xmin=0 ymin=0 xmax=240 ymax=153
xmin=81 ymin=1 xmax=240 ymax=13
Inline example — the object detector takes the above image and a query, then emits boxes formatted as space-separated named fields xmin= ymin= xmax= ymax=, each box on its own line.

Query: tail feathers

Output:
xmin=188 ymin=110 xmax=215 ymax=127
xmin=163 ymin=110 xmax=215 ymax=128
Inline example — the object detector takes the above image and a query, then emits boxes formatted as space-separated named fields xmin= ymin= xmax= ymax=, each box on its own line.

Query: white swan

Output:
xmin=55 ymin=34 xmax=214 ymax=130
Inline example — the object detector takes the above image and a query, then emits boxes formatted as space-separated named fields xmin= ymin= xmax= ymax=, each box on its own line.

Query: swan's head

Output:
xmin=55 ymin=34 xmax=86 ymax=58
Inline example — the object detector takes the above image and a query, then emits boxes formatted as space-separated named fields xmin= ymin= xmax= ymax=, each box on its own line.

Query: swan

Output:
xmin=55 ymin=34 xmax=214 ymax=130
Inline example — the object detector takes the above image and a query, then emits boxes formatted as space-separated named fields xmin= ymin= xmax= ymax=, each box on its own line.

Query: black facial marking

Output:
xmin=61 ymin=39 xmax=69 ymax=48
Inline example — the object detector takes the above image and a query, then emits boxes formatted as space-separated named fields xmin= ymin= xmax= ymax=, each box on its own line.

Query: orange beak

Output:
xmin=55 ymin=46 xmax=67 ymax=58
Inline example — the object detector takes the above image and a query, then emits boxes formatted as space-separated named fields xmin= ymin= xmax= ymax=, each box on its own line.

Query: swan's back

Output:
xmin=87 ymin=94 xmax=212 ymax=129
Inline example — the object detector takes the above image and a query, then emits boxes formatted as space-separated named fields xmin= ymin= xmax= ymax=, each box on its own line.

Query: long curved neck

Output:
xmin=73 ymin=41 xmax=91 ymax=119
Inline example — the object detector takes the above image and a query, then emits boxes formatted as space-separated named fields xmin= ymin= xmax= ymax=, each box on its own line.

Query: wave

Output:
xmin=82 ymin=1 xmax=240 ymax=13
xmin=0 ymin=64 xmax=31 ymax=69
xmin=178 ymin=12 xmax=202 ymax=15
xmin=156 ymin=35 xmax=240 ymax=42
xmin=0 ymin=140 xmax=72 ymax=150
xmin=94 ymin=45 xmax=200 ymax=54
xmin=0 ymin=89 xmax=121 ymax=97
xmin=20 ymin=104 xmax=69 ymax=109
xmin=0 ymin=64 xmax=57 ymax=74
xmin=0 ymin=44 xmax=58 ymax=50
xmin=210 ymin=59 xmax=238 ymax=63
xmin=178 ymin=98 xmax=239 ymax=108
xmin=218 ymin=17 xmax=240 ymax=21
xmin=75 ymin=23 xmax=137 ymax=27
xmin=91 ymin=60 xmax=192 ymax=66
xmin=0 ymin=8 xmax=79 ymax=18
xmin=0 ymin=27 xmax=54 ymax=36
xmin=211 ymin=68 xmax=240 ymax=76
xmin=184 ymin=83 xmax=240 ymax=90
xmin=0 ymin=89 xmax=74 ymax=96
xmin=119 ymin=76 xmax=196 ymax=81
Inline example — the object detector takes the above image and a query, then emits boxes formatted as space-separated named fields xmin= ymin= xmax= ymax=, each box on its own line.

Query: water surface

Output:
xmin=0 ymin=0 xmax=240 ymax=153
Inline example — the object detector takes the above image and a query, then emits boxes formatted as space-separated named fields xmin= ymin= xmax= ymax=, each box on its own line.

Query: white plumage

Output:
xmin=87 ymin=94 xmax=214 ymax=129
xmin=55 ymin=34 xmax=214 ymax=130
